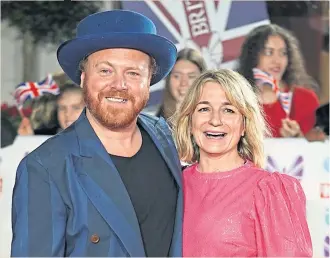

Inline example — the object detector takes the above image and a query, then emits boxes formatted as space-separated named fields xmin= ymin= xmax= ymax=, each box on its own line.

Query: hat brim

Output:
xmin=57 ymin=33 xmax=177 ymax=86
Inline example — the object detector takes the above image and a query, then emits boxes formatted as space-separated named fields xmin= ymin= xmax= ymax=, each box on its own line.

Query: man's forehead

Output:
xmin=89 ymin=49 xmax=150 ymax=63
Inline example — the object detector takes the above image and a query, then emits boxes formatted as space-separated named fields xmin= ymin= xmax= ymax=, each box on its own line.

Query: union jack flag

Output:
xmin=14 ymin=74 xmax=59 ymax=108
xmin=122 ymin=0 xmax=269 ymax=113
xmin=252 ymin=68 xmax=279 ymax=92
xmin=266 ymin=155 xmax=304 ymax=181
xmin=279 ymin=91 xmax=293 ymax=116
xmin=252 ymin=68 xmax=293 ymax=115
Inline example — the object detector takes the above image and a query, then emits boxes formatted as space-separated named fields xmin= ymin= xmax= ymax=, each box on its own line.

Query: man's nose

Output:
xmin=112 ymin=74 xmax=127 ymax=90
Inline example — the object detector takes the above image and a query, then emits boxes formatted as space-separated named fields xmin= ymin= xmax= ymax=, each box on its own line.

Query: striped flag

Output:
xmin=252 ymin=68 xmax=279 ymax=93
xmin=252 ymin=68 xmax=292 ymax=116
xmin=279 ymin=91 xmax=293 ymax=116
xmin=14 ymin=74 xmax=59 ymax=109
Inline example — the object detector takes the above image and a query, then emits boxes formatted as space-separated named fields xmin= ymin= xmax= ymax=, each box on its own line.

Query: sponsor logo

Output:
xmin=320 ymin=183 xmax=330 ymax=199
xmin=324 ymin=157 xmax=330 ymax=173
xmin=266 ymin=156 xmax=304 ymax=181
xmin=325 ymin=235 xmax=329 ymax=257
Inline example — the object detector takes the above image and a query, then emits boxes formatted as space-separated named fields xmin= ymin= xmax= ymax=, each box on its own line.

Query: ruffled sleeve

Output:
xmin=253 ymin=172 xmax=312 ymax=257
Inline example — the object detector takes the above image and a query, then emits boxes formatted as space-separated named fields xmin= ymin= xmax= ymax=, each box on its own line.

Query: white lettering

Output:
xmin=189 ymin=10 xmax=207 ymax=25
xmin=186 ymin=2 xmax=203 ymax=11
xmin=191 ymin=22 xmax=209 ymax=37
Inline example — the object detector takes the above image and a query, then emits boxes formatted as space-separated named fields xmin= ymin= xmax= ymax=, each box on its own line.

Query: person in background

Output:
xmin=156 ymin=48 xmax=207 ymax=120
xmin=17 ymin=93 xmax=59 ymax=136
xmin=1 ymin=115 xmax=17 ymax=148
xmin=172 ymin=69 xmax=312 ymax=257
xmin=57 ymin=83 xmax=84 ymax=130
xmin=238 ymin=24 xmax=319 ymax=138
xmin=305 ymin=102 xmax=329 ymax=142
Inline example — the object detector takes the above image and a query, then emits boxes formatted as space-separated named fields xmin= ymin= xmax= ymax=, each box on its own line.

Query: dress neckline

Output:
xmin=189 ymin=160 xmax=253 ymax=179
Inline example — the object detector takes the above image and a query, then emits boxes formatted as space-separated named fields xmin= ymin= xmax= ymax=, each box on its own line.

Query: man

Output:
xmin=11 ymin=10 xmax=182 ymax=257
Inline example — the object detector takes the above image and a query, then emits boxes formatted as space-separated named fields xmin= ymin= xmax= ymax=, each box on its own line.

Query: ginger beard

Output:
xmin=83 ymin=78 xmax=149 ymax=130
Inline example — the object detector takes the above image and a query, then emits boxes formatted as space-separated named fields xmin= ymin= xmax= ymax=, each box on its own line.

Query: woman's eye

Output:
xmin=198 ymin=107 xmax=209 ymax=112
xmin=224 ymin=108 xmax=234 ymax=113
xmin=281 ymin=50 xmax=288 ymax=56
xmin=263 ymin=49 xmax=273 ymax=56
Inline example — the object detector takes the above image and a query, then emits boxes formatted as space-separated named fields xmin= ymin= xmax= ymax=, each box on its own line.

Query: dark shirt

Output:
xmin=109 ymin=125 xmax=178 ymax=257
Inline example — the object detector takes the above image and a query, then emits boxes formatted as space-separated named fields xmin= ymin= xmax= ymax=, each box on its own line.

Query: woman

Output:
xmin=56 ymin=82 xmax=84 ymax=130
xmin=172 ymin=69 xmax=312 ymax=257
xmin=238 ymin=24 xmax=319 ymax=137
xmin=156 ymin=48 xmax=207 ymax=120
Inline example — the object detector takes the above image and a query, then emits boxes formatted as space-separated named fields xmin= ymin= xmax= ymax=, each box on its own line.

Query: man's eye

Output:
xmin=128 ymin=71 xmax=140 ymax=77
xmin=100 ymin=69 xmax=111 ymax=74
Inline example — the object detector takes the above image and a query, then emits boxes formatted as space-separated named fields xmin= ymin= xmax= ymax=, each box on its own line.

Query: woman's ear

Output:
xmin=242 ymin=116 xmax=246 ymax=136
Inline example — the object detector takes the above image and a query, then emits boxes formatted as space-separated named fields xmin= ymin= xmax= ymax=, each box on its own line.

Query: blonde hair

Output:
xmin=30 ymin=93 xmax=58 ymax=131
xmin=171 ymin=69 xmax=271 ymax=168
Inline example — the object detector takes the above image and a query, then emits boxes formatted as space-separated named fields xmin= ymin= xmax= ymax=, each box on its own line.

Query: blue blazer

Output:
xmin=11 ymin=111 xmax=182 ymax=257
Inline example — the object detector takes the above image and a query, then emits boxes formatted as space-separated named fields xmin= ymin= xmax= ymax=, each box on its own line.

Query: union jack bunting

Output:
xmin=122 ymin=0 xmax=269 ymax=113
xmin=14 ymin=74 xmax=59 ymax=108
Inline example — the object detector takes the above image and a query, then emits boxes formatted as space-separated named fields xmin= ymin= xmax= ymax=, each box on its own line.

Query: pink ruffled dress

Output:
xmin=183 ymin=161 xmax=312 ymax=257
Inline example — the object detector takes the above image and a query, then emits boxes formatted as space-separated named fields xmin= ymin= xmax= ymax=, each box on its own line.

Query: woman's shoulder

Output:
xmin=293 ymin=86 xmax=319 ymax=111
xmin=252 ymin=168 xmax=303 ymax=199
xmin=181 ymin=162 xmax=196 ymax=172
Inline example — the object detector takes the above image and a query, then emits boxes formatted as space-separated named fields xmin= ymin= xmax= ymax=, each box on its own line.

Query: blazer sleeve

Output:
xmin=11 ymin=155 xmax=67 ymax=257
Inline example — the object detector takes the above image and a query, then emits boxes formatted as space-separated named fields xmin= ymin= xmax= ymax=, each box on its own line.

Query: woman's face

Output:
xmin=257 ymin=35 xmax=288 ymax=82
xmin=57 ymin=90 xmax=84 ymax=129
xmin=191 ymin=81 xmax=245 ymax=161
xmin=169 ymin=60 xmax=201 ymax=105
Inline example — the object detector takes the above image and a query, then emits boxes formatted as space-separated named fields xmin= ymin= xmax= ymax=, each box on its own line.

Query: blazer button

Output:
xmin=90 ymin=234 xmax=100 ymax=244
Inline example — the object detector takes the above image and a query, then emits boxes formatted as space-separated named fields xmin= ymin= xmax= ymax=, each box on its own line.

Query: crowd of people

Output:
xmin=1 ymin=8 xmax=329 ymax=258
xmin=3 ymin=22 xmax=327 ymax=143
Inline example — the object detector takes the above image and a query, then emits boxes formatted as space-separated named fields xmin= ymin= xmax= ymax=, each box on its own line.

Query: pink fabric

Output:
xmin=183 ymin=161 xmax=312 ymax=257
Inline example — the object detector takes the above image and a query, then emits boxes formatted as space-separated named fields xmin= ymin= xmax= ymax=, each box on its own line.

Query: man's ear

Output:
xmin=80 ymin=72 xmax=85 ymax=88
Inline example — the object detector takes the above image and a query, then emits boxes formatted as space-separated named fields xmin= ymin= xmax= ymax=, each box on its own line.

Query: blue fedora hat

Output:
xmin=57 ymin=10 xmax=177 ymax=86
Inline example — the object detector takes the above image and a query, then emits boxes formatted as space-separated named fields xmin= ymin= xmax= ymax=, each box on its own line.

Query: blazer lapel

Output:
xmin=138 ymin=115 xmax=183 ymax=256
xmin=138 ymin=116 xmax=182 ymax=189
xmin=73 ymin=111 xmax=145 ymax=256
